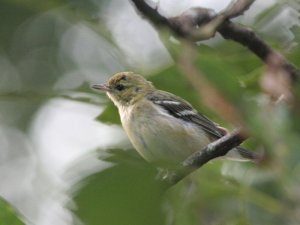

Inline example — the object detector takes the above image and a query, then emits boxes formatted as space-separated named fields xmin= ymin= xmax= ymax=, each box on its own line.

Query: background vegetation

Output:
xmin=0 ymin=0 xmax=300 ymax=225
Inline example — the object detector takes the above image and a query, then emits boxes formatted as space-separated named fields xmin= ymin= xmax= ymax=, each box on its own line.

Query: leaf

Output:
xmin=0 ymin=197 xmax=25 ymax=225
xmin=72 ymin=154 xmax=167 ymax=225
xmin=95 ymin=102 xmax=120 ymax=124
xmin=101 ymin=148 xmax=145 ymax=164
xmin=195 ymin=44 xmax=262 ymax=102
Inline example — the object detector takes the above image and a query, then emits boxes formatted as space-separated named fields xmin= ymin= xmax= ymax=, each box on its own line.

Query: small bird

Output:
xmin=92 ymin=72 xmax=256 ymax=168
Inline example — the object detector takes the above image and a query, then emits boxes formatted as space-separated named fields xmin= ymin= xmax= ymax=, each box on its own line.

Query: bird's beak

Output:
xmin=92 ymin=84 xmax=111 ymax=92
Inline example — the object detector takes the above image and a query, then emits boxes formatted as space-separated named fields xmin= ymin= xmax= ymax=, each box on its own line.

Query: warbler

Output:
xmin=92 ymin=72 xmax=256 ymax=167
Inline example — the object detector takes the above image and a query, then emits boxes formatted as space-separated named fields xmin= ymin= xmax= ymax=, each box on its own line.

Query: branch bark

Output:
xmin=130 ymin=0 xmax=300 ymax=82
xmin=183 ymin=129 xmax=248 ymax=168
xmin=218 ymin=21 xmax=299 ymax=82
xmin=166 ymin=129 xmax=248 ymax=184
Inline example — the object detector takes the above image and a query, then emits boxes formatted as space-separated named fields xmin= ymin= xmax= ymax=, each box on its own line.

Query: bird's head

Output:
xmin=92 ymin=72 xmax=154 ymax=107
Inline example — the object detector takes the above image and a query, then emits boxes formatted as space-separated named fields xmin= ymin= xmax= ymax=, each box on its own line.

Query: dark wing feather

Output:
xmin=147 ymin=90 xmax=223 ymax=139
xmin=147 ymin=90 xmax=260 ymax=162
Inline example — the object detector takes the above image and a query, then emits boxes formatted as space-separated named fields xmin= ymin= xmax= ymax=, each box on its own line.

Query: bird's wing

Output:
xmin=147 ymin=90 xmax=223 ymax=139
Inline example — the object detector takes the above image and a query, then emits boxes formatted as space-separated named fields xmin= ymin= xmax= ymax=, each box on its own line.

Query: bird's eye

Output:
xmin=115 ymin=84 xmax=125 ymax=91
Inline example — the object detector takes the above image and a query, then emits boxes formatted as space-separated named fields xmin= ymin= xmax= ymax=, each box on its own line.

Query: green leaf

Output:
xmin=100 ymin=148 xmax=145 ymax=165
xmin=72 ymin=153 xmax=167 ymax=225
xmin=96 ymin=102 xmax=120 ymax=124
xmin=0 ymin=197 xmax=25 ymax=225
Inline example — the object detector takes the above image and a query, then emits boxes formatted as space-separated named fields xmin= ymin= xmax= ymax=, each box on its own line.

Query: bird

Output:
xmin=92 ymin=71 xmax=257 ymax=168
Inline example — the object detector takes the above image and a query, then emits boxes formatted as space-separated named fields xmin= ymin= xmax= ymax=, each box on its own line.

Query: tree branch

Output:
xmin=166 ymin=129 xmax=249 ymax=184
xmin=218 ymin=21 xmax=299 ymax=82
xmin=183 ymin=129 xmax=248 ymax=168
xmin=130 ymin=0 xmax=300 ymax=82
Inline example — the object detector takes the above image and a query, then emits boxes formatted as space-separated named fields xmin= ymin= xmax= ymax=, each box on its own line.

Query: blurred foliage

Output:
xmin=0 ymin=197 xmax=25 ymax=225
xmin=73 ymin=148 xmax=167 ymax=225
xmin=1 ymin=0 xmax=300 ymax=225
xmin=96 ymin=102 xmax=119 ymax=124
